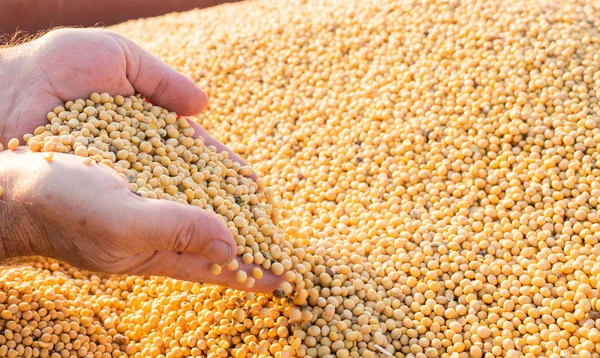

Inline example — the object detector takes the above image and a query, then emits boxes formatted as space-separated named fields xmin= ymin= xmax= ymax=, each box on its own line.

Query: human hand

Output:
xmin=0 ymin=27 xmax=255 ymax=176
xmin=0 ymin=149 xmax=281 ymax=292
xmin=0 ymin=28 xmax=275 ymax=291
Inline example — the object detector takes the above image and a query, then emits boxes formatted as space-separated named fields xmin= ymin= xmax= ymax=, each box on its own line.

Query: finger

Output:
xmin=120 ymin=195 xmax=237 ymax=266
xmin=131 ymin=251 xmax=284 ymax=293
xmin=117 ymin=32 xmax=208 ymax=116
xmin=185 ymin=118 xmax=260 ymax=181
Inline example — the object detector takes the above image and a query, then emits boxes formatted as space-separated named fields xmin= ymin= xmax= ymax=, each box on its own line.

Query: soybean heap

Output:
xmin=3 ymin=0 xmax=600 ymax=358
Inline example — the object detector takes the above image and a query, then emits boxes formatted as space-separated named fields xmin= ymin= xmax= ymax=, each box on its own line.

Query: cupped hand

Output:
xmin=0 ymin=28 xmax=275 ymax=291
xmin=0 ymin=27 xmax=255 ymax=175
xmin=0 ymin=149 xmax=281 ymax=293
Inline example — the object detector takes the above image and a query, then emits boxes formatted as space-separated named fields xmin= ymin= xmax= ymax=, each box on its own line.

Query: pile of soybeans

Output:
xmin=3 ymin=0 xmax=600 ymax=357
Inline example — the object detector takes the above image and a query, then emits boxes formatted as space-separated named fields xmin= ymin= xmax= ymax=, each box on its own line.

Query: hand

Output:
xmin=0 ymin=149 xmax=282 ymax=292
xmin=0 ymin=27 xmax=256 ymax=177
xmin=0 ymin=28 xmax=274 ymax=291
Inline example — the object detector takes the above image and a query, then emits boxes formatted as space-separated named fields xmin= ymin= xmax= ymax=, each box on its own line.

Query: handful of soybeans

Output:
xmin=21 ymin=93 xmax=301 ymax=295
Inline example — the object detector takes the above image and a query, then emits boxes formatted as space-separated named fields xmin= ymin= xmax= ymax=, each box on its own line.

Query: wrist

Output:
xmin=0 ymin=150 xmax=42 ymax=260
xmin=0 ymin=45 xmax=27 ymax=145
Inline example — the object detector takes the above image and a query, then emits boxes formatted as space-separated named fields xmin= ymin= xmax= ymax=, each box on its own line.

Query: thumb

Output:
xmin=123 ymin=195 xmax=237 ymax=266
xmin=115 ymin=31 xmax=209 ymax=116
xmin=129 ymin=252 xmax=285 ymax=293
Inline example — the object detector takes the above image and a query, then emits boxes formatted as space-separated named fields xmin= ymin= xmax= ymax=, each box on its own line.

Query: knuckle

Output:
xmin=152 ymin=75 xmax=171 ymax=102
xmin=174 ymin=220 xmax=198 ymax=253
xmin=124 ymin=251 xmax=162 ymax=276
xmin=101 ymin=251 xmax=158 ymax=276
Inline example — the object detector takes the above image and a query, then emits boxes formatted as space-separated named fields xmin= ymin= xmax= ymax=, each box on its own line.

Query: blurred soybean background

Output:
xmin=0 ymin=0 xmax=240 ymax=44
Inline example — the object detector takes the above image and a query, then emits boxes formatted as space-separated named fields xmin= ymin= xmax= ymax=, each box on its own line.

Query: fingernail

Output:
xmin=205 ymin=240 xmax=233 ymax=266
